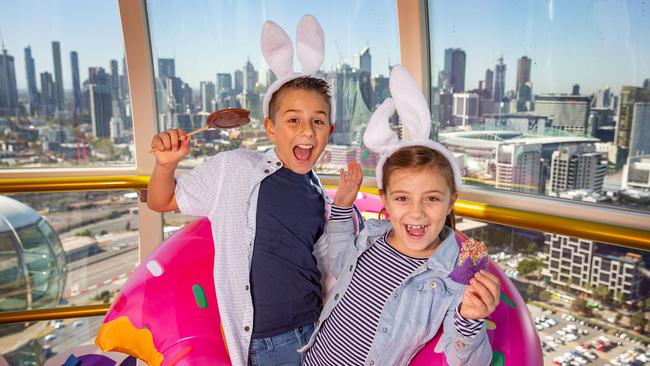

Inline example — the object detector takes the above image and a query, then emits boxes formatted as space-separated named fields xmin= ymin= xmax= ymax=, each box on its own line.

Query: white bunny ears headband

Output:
xmin=261 ymin=15 xmax=335 ymax=122
xmin=363 ymin=65 xmax=463 ymax=190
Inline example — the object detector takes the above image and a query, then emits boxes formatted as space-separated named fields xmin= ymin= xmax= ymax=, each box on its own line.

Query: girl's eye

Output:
xmin=312 ymin=119 xmax=325 ymax=125
xmin=427 ymin=196 xmax=440 ymax=202
xmin=395 ymin=196 xmax=407 ymax=202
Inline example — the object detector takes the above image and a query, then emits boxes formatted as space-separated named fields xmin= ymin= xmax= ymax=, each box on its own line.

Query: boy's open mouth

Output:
xmin=404 ymin=224 xmax=428 ymax=239
xmin=293 ymin=144 xmax=314 ymax=162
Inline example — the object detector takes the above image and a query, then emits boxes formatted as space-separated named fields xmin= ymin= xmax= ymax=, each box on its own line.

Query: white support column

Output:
xmin=118 ymin=0 xmax=163 ymax=259
xmin=396 ymin=0 xmax=431 ymax=103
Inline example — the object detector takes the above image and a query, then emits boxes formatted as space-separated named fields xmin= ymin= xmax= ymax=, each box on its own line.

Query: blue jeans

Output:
xmin=248 ymin=323 xmax=315 ymax=366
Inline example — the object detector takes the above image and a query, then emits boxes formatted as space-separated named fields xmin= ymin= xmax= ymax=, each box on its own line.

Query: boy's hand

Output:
xmin=334 ymin=162 xmax=363 ymax=207
xmin=151 ymin=128 xmax=190 ymax=167
xmin=459 ymin=270 xmax=500 ymax=320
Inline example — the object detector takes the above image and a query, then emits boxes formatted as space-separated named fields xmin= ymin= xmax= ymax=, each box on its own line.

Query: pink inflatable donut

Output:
xmin=96 ymin=193 xmax=542 ymax=366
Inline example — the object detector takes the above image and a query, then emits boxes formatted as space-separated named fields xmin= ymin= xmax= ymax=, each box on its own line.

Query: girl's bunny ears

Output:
xmin=363 ymin=64 xmax=463 ymax=190
xmin=261 ymin=15 xmax=335 ymax=121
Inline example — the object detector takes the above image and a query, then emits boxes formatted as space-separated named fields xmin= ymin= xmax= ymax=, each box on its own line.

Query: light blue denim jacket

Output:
xmin=301 ymin=218 xmax=492 ymax=366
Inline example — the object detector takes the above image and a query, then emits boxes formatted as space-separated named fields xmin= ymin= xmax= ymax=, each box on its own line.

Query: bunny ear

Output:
xmin=389 ymin=65 xmax=431 ymax=140
xmin=363 ymin=98 xmax=399 ymax=154
xmin=261 ymin=20 xmax=294 ymax=78
xmin=296 ymin=15 xmax=325 ymax=75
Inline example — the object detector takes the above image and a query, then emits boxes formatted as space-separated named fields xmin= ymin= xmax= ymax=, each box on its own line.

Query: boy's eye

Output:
xmin=312 ymin=119 xmax=325 ymax=126
xmin=287 ymin=118 xmax=299 ymax=123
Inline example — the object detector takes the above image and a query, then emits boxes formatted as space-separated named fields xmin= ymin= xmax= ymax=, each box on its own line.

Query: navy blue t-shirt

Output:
xmin=250 ymin=167 xmax=325 ymax=338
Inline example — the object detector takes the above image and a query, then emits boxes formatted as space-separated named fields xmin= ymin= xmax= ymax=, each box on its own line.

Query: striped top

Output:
xmin=303 ymin=205 xmax=484 ymax=365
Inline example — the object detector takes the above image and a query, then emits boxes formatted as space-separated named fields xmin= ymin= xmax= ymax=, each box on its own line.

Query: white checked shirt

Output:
xmin=175 ymin=148 xmax=336 ymax=366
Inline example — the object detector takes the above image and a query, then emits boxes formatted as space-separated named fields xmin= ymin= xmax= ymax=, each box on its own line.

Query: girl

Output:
xmin=301 ymin=65 xmax=500 ymax=366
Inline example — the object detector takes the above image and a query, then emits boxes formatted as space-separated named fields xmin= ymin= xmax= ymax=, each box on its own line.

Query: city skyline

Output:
xmin=2 ymin=0 xmax=649 ymax=95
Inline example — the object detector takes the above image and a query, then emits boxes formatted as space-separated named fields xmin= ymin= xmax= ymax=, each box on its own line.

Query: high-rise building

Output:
xmin=157 ymin=58 xmax=175 ymax=81
xmin=493 ymin=57 xmax=506 ymax=102
xmin=484 ymin=69 xmax=494 ymax=98
xmin=372 ymin=75 xmax=389 ymax=107
xmin=516 ymin=56 xmax=532 ymax=96
xmin=243 ymin=60 xmax=258 ymax=93
xmin=24 ymin=46 xmax=39 ymax=114
xmin=588 ymin=108 xmax=614 ymax=140
xmin=354 ymin=47 xmax=371 ymax=74
xmin=120 ymin=57 xmax=129 ymax=100
xmin=535 ymin=94 xmax=591 ymax=134
xmin=615 ymin=86 xmax=650 ymax=167
xmin=266 ymin=69 xmax=277 ymax=88
xmin=70 ymin=51 xmax=82 ymax=116
xmin=216 ymin=73 xmax=232 ymax=93
xmin=495 ymin=143 xmax=543 ymax=194
xmin=629 ymin=102 xmax=650 ymax=157
xmin=593 ymin=87 xmax=613 ymax=109
xmin=550 ymin=144 xmax=607 ymax=195
xmin=51 ymin=41 xmax=64 ymax=111
xmin=234 ymin=70 xmax=243 ymax=94
xmin=110 ymin=59 xmax=120 ymax=99
xmin=644 ymin=79 xmax=650 ymax=90
xmin=87 ymin=67 xmax=113 ymax=138
xmin=200 ymin=81 xmax=216 ymax=113
xmin=452 ymin=92 xmax=479 ymax=126
xmin=441 ymin=48 xmax=466 ymax=93
xmin=166 ymin=76 xmax=184 ymax=112
xmin=40 ymin=72 xmax=55 ymax=117
xmin=543 ymin=234 xmax=646 ymax=300
xmin=572 ymin=84 xmax=580 ymax=95
xmin=0 ymin=47 xmax=19 ymax=116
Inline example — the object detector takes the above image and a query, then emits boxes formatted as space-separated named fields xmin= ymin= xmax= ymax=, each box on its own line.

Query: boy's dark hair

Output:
xmin=268 ymin=76 xmax=332 ymax=121
xmin=379 ymin=145 xmax=458 ymax=229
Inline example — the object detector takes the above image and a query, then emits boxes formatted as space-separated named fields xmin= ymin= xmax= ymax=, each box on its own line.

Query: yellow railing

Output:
xmin=0 ymin=175 xmax=648 ymax=325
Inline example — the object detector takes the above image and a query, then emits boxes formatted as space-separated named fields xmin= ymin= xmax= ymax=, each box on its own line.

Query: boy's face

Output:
xmin=264 ymin=88 xmax=333 ymax=174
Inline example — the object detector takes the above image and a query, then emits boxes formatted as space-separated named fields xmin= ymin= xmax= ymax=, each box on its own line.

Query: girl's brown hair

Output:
xmin=379 ymin=145 xmax=458 ymax=229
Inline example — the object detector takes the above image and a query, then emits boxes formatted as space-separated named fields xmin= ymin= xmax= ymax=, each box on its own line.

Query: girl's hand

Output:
xmin=334 ymin=162 xmax=363 ymax=208
xmin=151 ymin=128 xmax=190 ymax=167
xmin=459 ymin=270 xmax=500 ymax=320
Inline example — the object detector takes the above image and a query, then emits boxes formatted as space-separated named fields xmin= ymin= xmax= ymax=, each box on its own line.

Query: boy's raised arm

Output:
xmin=147 ymin=128 xmax=190 ymax=212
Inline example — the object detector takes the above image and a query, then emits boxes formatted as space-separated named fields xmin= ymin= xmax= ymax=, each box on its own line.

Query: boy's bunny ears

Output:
xmin=363 ymin=64 xmax=463 ymax=190
xmin=261 ymin=15 xmax=335 ymax=121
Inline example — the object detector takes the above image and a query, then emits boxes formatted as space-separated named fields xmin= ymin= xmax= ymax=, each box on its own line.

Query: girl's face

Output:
xmin=380 ymin=167 xmax=457 ymax=258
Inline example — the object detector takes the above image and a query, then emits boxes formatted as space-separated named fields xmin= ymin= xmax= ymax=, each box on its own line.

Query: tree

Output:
xmin=615 ymin=313 xmax=623 ymax=323
xmin=539 ymin=290 xmax=552 ymax=302
xmin=630 ymin=312 xmax=648 ymax=331
xmin=517 ymin=258 xmax=543 ymax=276
xmin=592 ymin=285 xmax=610 ymax=303
xmin=526 ymin=284 xmax=537 ymax=299
xmin=572 ymin=298 xmax=591 ymax=316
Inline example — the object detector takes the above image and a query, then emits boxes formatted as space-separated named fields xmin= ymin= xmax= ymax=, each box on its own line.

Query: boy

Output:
xmin=147 ymin=76 xmax=335 ymax=366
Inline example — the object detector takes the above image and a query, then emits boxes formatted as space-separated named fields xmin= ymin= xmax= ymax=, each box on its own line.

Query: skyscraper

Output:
xmin=572 ymin=84 xmax=580 ymax=95
xmin=243 ymin=60 xmax=257 ymax=93
xmin=120 ymin=57 xmax=129 ymax=100
xmin=484 ymin=69 xmax=494 ymax=98
xmin=549 ymin=144 xmax=607 ymax=195
xmin=535 ymin=95 xmax=591 ymax=134
xmin=234 ymin=70 xmax=243 ymax=94
xmin=157 ymin=58 xmax=175 ymax=81
xmin=40 ymin=72 xmax=55 ymax=117
xmin=629 ymin=102 xmax=650 ymax=157
xmin=493 ymin=57 xmax=506 ymax=102
xmin=0 ymin=47 xmax=19 ymax=116
xmin=110 ymin=59 xmax=120 ymax=99
xmin=442 ymin=48 xmax=466 ymax=93
xmin=70 ymin=51 xmax=82 ymax=116
xmin=24 ymin=46 xmax=39 ymax=114
xmin=52 ymin=41 xmax=65 ymax=111
xmin=200 ymin=81 xmax=216 ymax=112
xmin=354 ymin=47 xmax=371 ymax=74
xmin=452 ymin=92 xmax=479 ymax=126
xmin=87 ymin=67 xmax=113 ymax=138
xmin=216 ymin=73 xmax=232 ymax=92
xmin=516 ymin=56 xmax=532 ymax=95
xmin=611 ymin=86 xmax=650 ymax=168
xmin=495 ymin=142 xmax=543 ymax=195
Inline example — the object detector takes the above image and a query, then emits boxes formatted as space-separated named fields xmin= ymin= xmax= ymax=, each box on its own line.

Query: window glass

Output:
xmin=428 ymin=0 xmax=650 ymax=213
xmin=0 ymin=0 xmax=133 ymax=169
xmin=146 ymin=0 xmax=400 ymax=174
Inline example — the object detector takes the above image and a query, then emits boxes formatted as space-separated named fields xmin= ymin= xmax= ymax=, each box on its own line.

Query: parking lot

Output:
xmin=528 ymin=305 xmax=650 ymax=366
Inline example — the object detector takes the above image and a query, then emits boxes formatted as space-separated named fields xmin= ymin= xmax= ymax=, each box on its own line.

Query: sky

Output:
xmin=1 ymin=0 xmax=648 ymax=96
